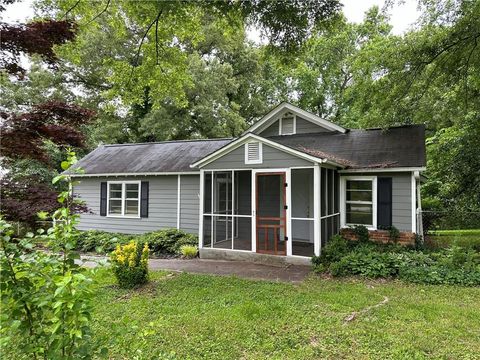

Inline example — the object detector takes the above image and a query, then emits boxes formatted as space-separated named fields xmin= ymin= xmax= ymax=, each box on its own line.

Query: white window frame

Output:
xmin=340 ymin=176 xmax=377 ymax=230
xmin=244 ymin=141 xmax=263 ymax=164
xmin=106 ymin=180 xmax=141 ymax=218
xmin=278 ymin=112 xmax=297 ymax=135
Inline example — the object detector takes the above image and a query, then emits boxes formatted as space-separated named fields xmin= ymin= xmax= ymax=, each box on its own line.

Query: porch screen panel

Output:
xmin=291 ymin=169 xmax=314 ymax=256
xmin=203 ymin=216 xmax=212 ymax=247
xmin=234 ymin=171 xmax=251 ymax=216
xmin=233 ymin=171 xmax=252 ymax=250
xmin=202 ymin=170 xmax=252 ymax=251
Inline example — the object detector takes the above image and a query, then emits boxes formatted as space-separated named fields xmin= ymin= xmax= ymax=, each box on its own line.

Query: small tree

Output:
xmin=0 ymin=152 xmax=99 ymax=359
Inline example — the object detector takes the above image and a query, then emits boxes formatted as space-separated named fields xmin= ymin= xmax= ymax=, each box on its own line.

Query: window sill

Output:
xmin=106 ymin=215 xmax=141 ymax=219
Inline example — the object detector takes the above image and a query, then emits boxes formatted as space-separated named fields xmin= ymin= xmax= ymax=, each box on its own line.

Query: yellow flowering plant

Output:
xmin=110 ymin=241 xmax=149 ymax=288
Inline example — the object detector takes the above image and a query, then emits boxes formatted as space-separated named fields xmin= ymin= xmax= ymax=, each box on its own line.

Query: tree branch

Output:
xmin=85 ymin=0 xmax=111 ymax=25
xmin=63 ymin=0 xmax=81 ymax=19
xmin=127 ymin=9 xmax=163 ymax=86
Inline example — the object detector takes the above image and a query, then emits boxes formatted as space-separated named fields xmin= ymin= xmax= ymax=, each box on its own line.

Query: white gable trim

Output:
xmin=190 ymin=133 xmax=345 ymax=169
xmin=246 ymin=102 xmax=347 ymax=135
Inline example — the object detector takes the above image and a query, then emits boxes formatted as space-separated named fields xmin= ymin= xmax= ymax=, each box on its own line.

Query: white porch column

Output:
xmin=198 ymin=170 xmax=204 ymax=248
xmin=314 ymin=164 xmax=321 ymax=256
xmin=251 ymin=170 xmax=256 ymax=252
xmin=286 ymin=168 xmax=292 ymax=256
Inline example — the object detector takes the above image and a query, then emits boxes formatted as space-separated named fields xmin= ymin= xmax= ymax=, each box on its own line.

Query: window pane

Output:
xmin=292 ymin=169 xmax=313 ymax=218
xmin=346 ymin=204 xmax=372 ymax=225
xmin=125 ymin=183 xmax=139 ymax=199
xmin=125 ymin=199 xmax=139 ymax=215
xmin=347 ymin=180 xmax=372 ymax=191
xmin=346 ymin=190 xmax=372 ymax=202
xmin=109 ymin=183 xmax=122 ymax=198
xmin=108 ymin=199 xmax=122 ymax=214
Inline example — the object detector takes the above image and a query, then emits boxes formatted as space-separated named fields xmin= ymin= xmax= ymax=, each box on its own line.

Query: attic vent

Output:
xmin=245 ymin=142 xmax=262 ymax=164
xmin=280 ymin=112 xmax=295 ymax=135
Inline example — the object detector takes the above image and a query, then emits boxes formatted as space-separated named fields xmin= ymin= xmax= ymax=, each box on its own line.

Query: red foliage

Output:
xmin=0 ymin=19 xmax=77 ymax=75
xmin=0 ymin=101 xmax=95 ymax=165
xmin=0 ymin=175 xmax=89 ymax=228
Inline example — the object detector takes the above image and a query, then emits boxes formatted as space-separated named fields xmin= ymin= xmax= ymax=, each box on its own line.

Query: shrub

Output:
xmin=352 ymin=225 xmax=369 ymax=243
xmin=312 ymin=234 xmax=480 ymax=286
xmin=180 ymin=245 xmax=198 ymax=258
xmin=0 ymin=152 xmax=98 ymax=359
xmin=110 ymin=241 xmax=149 ymax=288
xmin=312 ymin=235 xmax=350 ymax=268
xmin=76 ymin=230 xmax=134 ymax=253
xmin=76 ymin=228 xmax=198 ymax=256
xmin=138 ymin=229 xmax=198 ymax=256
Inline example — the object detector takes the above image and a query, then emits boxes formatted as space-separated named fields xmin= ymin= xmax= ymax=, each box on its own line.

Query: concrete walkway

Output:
xmin=80 ymin=255 xmax=311 ymax=283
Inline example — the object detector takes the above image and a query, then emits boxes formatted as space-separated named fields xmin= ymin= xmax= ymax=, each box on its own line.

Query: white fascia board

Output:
xmin=70 ymin=171 xmax=199 ymax=177
xmin=245 ymin=102 xmax=347 ymax=135
xmin=338 ymin=167 xmax=426 ymax=174
xmin=191 ymin=133 xmax=330 ymax=168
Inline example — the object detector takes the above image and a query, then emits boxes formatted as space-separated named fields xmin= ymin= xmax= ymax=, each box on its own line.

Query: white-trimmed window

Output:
xmin=341 ymin=177 xmax=377 ymax=228
xmin=245 ymin=142 xmax=262 ymax=164
xmin=107 ymin=181 xmax=141 ymax=217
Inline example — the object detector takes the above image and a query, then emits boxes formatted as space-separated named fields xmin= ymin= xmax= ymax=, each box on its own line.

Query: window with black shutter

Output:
xmin=377 ymin=177 xmax=392 ymax=228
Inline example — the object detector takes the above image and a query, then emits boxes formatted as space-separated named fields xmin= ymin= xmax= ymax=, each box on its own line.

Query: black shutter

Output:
xmin=140 ymin=181 xmax=149 ymax=218
xmin=377 ymin=177 xmax=392 ymax=228
xmin=100 ymin=182 xmax=107 ymax=216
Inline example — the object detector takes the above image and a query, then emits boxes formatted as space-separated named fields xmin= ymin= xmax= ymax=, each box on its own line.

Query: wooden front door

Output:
xmin=255 ymin=172 xmax=287 ymax=255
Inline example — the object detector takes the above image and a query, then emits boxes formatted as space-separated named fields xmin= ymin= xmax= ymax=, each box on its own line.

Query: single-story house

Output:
xmin=70 ymin=103 xmax=426 ymax=264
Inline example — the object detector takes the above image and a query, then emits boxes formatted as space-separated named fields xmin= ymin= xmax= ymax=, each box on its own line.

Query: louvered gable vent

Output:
xmin=245 ymin=141 xmax=262 ymax=164
xmin=280 ymin=112 xmax=295 ymax=135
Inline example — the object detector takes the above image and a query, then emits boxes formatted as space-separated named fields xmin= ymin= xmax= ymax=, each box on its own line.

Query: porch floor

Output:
xmin=209 ymin=238 xmax=314 ymax=257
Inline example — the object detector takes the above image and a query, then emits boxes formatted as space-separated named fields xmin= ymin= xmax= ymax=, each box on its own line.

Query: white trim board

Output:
xmin=190 ymin=132 xmax=345 ymax=169
xmin=245 ymin=102 xmax=347 ymax=134
xmin=70 ymin=171 xmax=199 ymax=177
xmin=339 ymin=167 xmax=426 ymax=174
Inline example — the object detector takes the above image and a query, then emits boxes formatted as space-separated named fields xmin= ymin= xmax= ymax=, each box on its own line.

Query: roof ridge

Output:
xmin=103 ymin=137 xmax=234 ymax=147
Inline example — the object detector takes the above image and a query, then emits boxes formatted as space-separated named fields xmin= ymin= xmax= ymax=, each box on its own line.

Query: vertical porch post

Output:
xmin=314 ymin=164 xmax=321 ymax=256
xmin=286 ymin=168 xmax=292 ymax=256
xmin=199 ymin=169 xmax=204 ymax=249
xmin=251 ymin=170 xmax=256 ymax=252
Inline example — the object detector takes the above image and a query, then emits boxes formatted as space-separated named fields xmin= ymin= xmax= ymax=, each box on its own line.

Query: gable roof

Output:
xmin=190 ymin=132 xmax=346 ymax=169
xmin=245 ymin=102 xmax=347 ymax=134
xmin=270 ymin=125 xmax=426 ymax=169
xmin=68 ymin=138 xmax=232 ymax=176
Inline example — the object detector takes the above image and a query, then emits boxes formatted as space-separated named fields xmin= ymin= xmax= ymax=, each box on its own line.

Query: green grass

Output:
xmin=427 ymin=229 xmax=480 ymax=250
xmin=76 ymin=270 xmax=480 ymax=359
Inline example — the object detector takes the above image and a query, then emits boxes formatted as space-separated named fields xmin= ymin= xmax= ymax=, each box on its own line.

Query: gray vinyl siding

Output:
xmin=73 ymin=175 xmax=201 ymax=235
xmin=203 ymin=143 xmax=313 ymax=169
xmin=391 ymin=173 xmax=413 ymax=231
xmin=295 ymin=117 xmax=329 ymax=134
xmin=258 ymin=117 xmax=330 ymax=137
xmin=259 ymin=121 xmax=279 ymax=137
xmin=340 ymin=172 xmax=413 ymax=232
xmin=179 ymin=175 xmax=200 ymax=233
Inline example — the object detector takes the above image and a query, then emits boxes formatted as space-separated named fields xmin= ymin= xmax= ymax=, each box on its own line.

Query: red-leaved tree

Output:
xmin=1 ymin=2 xmax=93 ymax=228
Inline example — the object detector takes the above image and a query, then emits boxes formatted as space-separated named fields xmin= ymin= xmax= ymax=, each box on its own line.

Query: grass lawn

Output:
xmin=70 ymin=269 xmax=480 ymax=359
xmin=427 ymin=229 xmax=480 ymax=250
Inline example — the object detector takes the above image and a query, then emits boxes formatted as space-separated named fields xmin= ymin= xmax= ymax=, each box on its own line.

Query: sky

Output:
xmin=3 ymin=0 xmax=421 ymax=34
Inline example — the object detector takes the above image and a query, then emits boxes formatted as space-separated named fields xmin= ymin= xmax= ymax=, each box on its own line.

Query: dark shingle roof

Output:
xmin=70 ymin=138 xmax=232 ymax=174
xmin=269 ymin=125 xmax=426 ymax=169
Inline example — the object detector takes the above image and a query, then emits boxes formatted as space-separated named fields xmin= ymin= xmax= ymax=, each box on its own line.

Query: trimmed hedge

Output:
xmin=76 ymin=229 xmax=198 ymax=256
xmin=313 ymin=235 xmax=480 ymax=286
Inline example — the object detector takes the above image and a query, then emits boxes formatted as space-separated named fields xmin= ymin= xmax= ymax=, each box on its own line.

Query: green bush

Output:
xmin=110 ymin=241 xmax=149 ymax=288
xmin=76 ymin=230 xmax=134 ymax=253
xmin=313 ymin=235 xmax=480 ymax=286
xmin=76 ymin=228 xmax=198 ymax=256
xmin=352 ymin=225 xmax=369 ymax=243
xmin=138 ymin=228 xmax=198 ymax=256
xmin=180 ymin=245 xmax=198 ymax=258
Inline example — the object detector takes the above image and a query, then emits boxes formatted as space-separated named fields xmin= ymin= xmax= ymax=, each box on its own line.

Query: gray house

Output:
xmin=71 ymin=103 xmax=426 ymax=264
